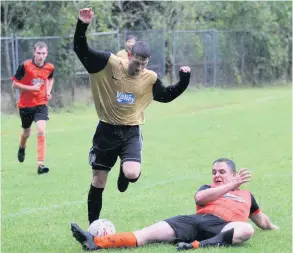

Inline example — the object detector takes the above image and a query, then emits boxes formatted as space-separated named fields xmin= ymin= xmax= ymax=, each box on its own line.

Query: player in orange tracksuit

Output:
xmin=12 ymin=41 xmax=54 ymax=174
xmin=70 ymin=158 xmax=279 ymax=251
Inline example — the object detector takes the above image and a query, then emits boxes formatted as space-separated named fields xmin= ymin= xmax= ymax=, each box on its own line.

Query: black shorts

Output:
xmin=19 ymin=105 xmax=49 ymax=129
xmin=88 ymin=121 xmax=143 ymax=170
xmin=164 ymin=214 xmax=229 ymax=243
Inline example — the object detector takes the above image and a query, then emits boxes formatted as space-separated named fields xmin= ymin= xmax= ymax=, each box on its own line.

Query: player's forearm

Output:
xmin=195 ymin=183 xmax=235 ymax=205
xmin=258 ymin=214 xmax=278 ymax=230
xmin=73 ymin=19 xmax=95 ymax=73
xmin=47 ymin=79 xmax=54 ymax=94
xmin=153 ymin=72 xmax=190 ymax=103
xmin=74 ymin=19 xmax=90 ymax=56
xmin=73 ymin=19 xmax=110 ymax=73
xmin=12 ymin=81 xmax=34 ymax=91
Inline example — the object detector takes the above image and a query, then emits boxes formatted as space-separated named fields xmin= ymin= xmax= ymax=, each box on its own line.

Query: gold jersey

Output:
xmin=116 ymin=49 xmax=129 ymax=59
xmin=90 ymin=54 xmax=157 ymax=125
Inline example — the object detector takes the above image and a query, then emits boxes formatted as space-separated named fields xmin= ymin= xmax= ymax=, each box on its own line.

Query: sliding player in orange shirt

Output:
xmin=71 ymin=158 xmax=278 ymax=251
xmin=12 ymin=42 xmax=54 ymax=174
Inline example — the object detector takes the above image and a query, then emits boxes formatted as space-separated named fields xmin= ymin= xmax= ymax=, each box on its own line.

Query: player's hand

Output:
xmin=232 ymin=168 xmax=252 ymax=189
xmin=79 ymin=8 xmax=94 ymax=24
xmin=179 ymin=66 xmax=191 ymax=83
xmin=179 ymin=66 xmax=191 ymax=73
xmin=47 ymin=93 xmax=52 ymax=100
xmin=271 ymin=224 xmax=280 ymax=230
xmin=31 ymin=84 xmax=41 ymax=91
xmin=176 ymin=242 xmax=193 ymax=251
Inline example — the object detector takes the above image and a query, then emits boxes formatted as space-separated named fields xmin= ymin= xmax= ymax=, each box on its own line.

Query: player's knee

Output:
xmin=237 ymin=223 xmax=254 ymax=243
xmin=37 ymin=130 xmax=45 ymax=136
xmin=92 ymin=172 xmax=108 ymax=188
xmin=23 ymin=129 xmax=31 ymax=138
xmin=242 ymin=224 xmax=254 ymax=240
xmin=92 ymin=177 xmax=107 ymax=188
xmin=126 ymin=171 xmax=141 ymax=182
xmin=133 ymin=230 xmax=147 ymax=246
xmin=123 ymin=166 xmax=141 ymax=181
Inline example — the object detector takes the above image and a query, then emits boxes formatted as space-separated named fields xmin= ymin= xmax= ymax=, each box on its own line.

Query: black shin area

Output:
xmin=87 ymin=184 xmax=104 ymax=224
xmin=199 ymin=228 xmax=234 ymax=248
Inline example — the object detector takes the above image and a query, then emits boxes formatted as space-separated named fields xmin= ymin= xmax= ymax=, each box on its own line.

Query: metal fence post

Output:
xmin=203 ymin=33 xmax=207 ymax=87
xmin=212 ymin=29 xmax=217 ymax=87
xmin=162 ymin=26 xmax=166 ymax=80
xmin=117 ymin=29 xmax=120 ymax=52
xmin=15 ymin=36 xmax=19 ymax=66
xmin=172 ymin=30 xmax=176 ymax=84
xmin=14 ymin=35 xmax=20 ymax=103
xmin=11 ymin=34 xmax=16 ymax=74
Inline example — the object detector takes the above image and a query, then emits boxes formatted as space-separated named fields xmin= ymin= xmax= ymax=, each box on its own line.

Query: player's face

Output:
xmin=212 ymin=162 xmax=236 ymax=186
xmin=128 ymin=55 xmax=149 ymax=76
xmin=33 ymin=47 xmax=48 ymax=66
xmin=125 ymin=39 xmax=136 ymax=52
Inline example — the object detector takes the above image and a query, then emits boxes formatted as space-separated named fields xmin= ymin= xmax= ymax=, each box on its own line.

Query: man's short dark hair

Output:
xmin=125 ymin=35 xmax=137 ymax=42
xmin=131 ymin=41 xmax=151 ymax=59
xmin=213 ymin=158 xmax=236 ymax=172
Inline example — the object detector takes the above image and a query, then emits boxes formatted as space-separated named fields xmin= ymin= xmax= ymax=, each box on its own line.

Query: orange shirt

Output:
xmin=196 ymin=184 xmax=261 ymax=222
xmin=12 ymin=59 xmax=54 ymax=108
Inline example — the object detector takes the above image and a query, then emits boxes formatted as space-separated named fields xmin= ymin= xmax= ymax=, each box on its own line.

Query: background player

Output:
xmin=12 ymin=41 xmax=54 ymax=174
xmin=116 ymin=34 xmax=137 ymax=59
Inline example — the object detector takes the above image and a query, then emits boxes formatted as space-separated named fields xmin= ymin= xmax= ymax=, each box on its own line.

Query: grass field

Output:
xmin=1 ymin=87 xmax=292 ymax=253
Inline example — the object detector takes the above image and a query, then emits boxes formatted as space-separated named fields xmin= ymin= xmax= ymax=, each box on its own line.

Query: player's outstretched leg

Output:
xmin=71 ymin=223 xmax=100 ymax=251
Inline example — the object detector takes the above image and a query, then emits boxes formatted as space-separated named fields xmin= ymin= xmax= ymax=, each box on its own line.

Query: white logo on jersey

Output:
xmin=116 ymin=91 xmax=136 ymax=104
xmin=31 ymin=78 xmax=44 ymax=86
xmin=223 ymin=193 xmax=246 ymax=203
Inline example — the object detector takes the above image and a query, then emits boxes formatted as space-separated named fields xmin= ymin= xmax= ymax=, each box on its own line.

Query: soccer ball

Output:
xmin=88 ymin=219 xmax=116 ymax=237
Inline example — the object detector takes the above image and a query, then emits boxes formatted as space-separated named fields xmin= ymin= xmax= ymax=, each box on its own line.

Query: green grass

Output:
xmin=1 ymin=87 xmax=292 ymax=253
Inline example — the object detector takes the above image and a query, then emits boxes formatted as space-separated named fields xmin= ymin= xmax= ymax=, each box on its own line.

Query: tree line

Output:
xmin=1 ymin=1 xmax=291 ymax=109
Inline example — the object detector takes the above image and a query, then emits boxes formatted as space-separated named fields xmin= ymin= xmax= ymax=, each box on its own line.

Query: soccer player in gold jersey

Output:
xmin=74 ymin=8 xmax=191 ymax=225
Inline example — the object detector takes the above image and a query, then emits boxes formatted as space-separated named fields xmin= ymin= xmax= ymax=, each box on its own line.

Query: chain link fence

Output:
xmin=1 ymin=29 xmax=291 ymax=113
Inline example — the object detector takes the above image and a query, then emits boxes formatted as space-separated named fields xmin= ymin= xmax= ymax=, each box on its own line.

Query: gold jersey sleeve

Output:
xmin=89 ymin=54 xmax=157 ymax=125
xmin=116 ymin=49 xmax=129 ymax=59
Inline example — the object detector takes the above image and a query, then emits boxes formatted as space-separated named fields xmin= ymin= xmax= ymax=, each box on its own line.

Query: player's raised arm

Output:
xmin=195 ymin=168 xmax=252 ymax=205
xmin=73 ymin=8 xmax=111 ymax=73
xmin=152 ymin=66 xmax=191 ymax=103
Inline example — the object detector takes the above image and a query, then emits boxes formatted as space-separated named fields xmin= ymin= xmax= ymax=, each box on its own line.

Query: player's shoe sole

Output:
xmin=71 ymin=222 xmax=100 ymax=251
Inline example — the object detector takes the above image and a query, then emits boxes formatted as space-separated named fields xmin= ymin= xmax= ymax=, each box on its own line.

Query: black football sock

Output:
xmin=199 ymin=228 xmax=234 ymax=248
xmin=88 ymin=184 xmax=104 ymax=225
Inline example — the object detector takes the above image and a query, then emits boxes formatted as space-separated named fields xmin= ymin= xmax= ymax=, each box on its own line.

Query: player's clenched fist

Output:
xmin=79 ymin=8 xmax=94 ymax=24
xmin=179 ymin=66 xmax=191 ymax=73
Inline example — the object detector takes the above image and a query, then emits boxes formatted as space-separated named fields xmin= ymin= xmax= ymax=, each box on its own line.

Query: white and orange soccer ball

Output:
xmin=88 ymin=219 xmax=116 ymax=237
